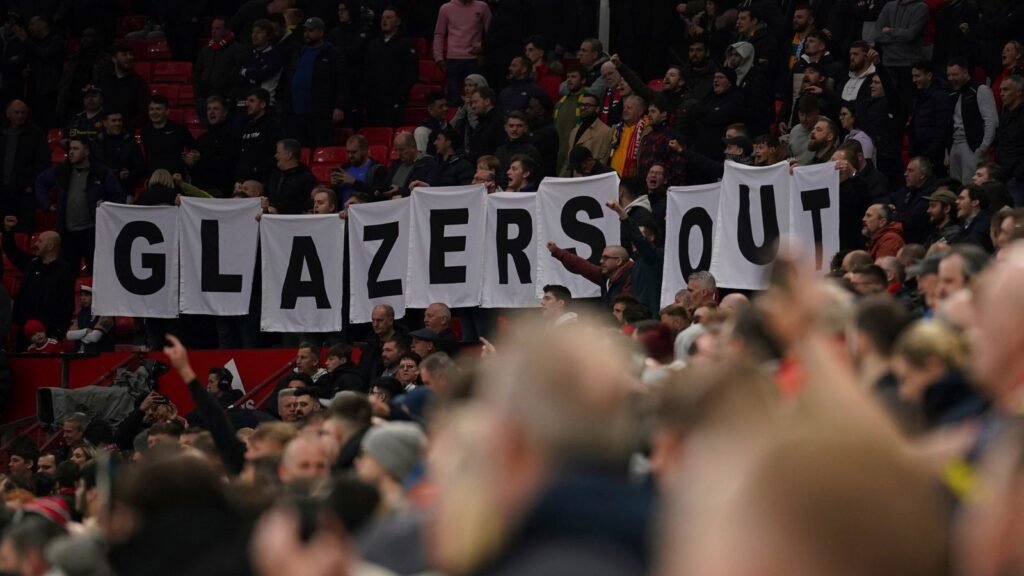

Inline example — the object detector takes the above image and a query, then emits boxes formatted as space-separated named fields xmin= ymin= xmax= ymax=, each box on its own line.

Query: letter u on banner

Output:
xmin=93 ymin=203 xmax=179 ymax=318
xmin=535 ymin=172 xmax=621 ymax=298
xmin=710 ymin=161 xmax=791 ymax=290
xmin=483 ymin=192 xmax=538 ymax=308
xmin=259 ymin=215 xmax=345 ymax=333
xmin=347 ymin=198 xmax=411 ymax=323
xmin=406 ymin=185 xmax=487 ymax=309
xmin=789 ymin=162 xmax=840 ymax=273
xmin=179 ymin=197 xmax=262 ymax=315
xmin=661 ymin=183 xmax=720 ymax=308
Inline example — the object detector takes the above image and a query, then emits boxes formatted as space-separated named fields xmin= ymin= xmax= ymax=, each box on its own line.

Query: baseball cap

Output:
xmin=303 ymin=17 xmax=326 ymax=31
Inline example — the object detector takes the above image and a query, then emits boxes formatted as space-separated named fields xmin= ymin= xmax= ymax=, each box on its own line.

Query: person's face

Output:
xmin=507 ymin=160 xmax=526 ymax=189
xmin=1002 ymin=82 xmax=1023 ymax=109
xmin=862 ymin=205 xmax=885 ymax=236
xmin=803 ymin=36 xmax=823 ymax=56
xmin=83 ymin=92 xmax=102 ymax=112
xmin=6 ymin=103 xmax=27 ymax=127
xmin=245 ymin=95 xmax=266 ymax=117
xmin=424 ymin=305 xmax=447 ymax=331
xmin=325 ymin=355 xmax=343 ymax=372
xmin=601 ymin=64 xmax=621 ymax=88
xmin=646 ymin=165 xmax=666 ymax=190
xmin=312 ymin=191 xmax=336 ymax=214
xmin=241 ymin=180 xmax=262 ymax=197
xmin=662 ymin=67 xmax=683 ymax=92
xmin=427 ymin=98 xmax=448 ymax=122
xmin=206 ymin=372 xmax=221 ymax=394
xmin=905 ymin=160 xmax=925 ymax=188
xmin=524 ymin=42 xmax=543 ymax=64
xmin=411 ymin=338 xmax=433 ymax=358
xmin=937 ymin=254 xmax=966 ymax=299
xmin=870 ymin=74 xmax=884 ymax=98
xmin=370 ymin=386 xmax=391 ymax=403
xmin=849 ymin=47 xmax=867 ymax=71
xmin=346 ymin=141 xmax=367 ymax=165
xmin=684 ymin=279 xmax=708 ymax=309
xmin=566 ymin=70 xmax=584 ymax=92
xmin=36 ymin=455 xmax=56 ymax=476
xmin=526 ymin=97 xmax=545 ymax=122
xmin=736 ymin=12 xmax=754 ymax=35
xmin=337 ymin=3 xmax=351 ymax=23
xmin=67 ymin=141 xmax=88 ymax=164
xmin=71 ymin=447 xmax=90 ymax=466
xmin=434 ymin=133 xmax=452 ymax=155
xmin=397 ymin=357 xmax=420 ymax=383
xmin=956 ymin=188 xmax=976 ymax=219
xmin=469 ymin=92 xmax=490 ymax=115
xmin=296 ymin=348 xmax=319 ymax=375
xmin=600 ymin=249 xmax=625 ymax=276
xmin=27 ymin=16 xmax=44 ymax=38
xmin=997 ymin=215 xmax=1017 ymax=249
xmin=689 ymin=42 xmax=707 ymax=65
xmin=850 ymin=273 xmax=883 ymax=295
xmin=623 ymin=98 xmax=642 ymax=123
xmin=505 ymin=117 xmax=527 ymax=140
xmin=648 ymin=105 xmax=668 ymax=125
xmin=507 ymin=57 xmax=528 ymax=80
xmin=206 ymin=100 xmax=227 ymax=125
xmin=838 ymin=107 xmax=854 ymax=131
xmin=371 ymin=307 xmax=393 ymax=336
xmin=303 ymin=26 xmax=324 ymax=45
xmin=578 ymin=96 xmax=599 ymax=119
xmin=62 ymin=422 xmax=83 ymax=445
xmin=251 ymin=25 xmax=269 ymax=48
xmin=540 ymin=291 xmax=565 ymax=317
xmin=804 ymin=67 xmax=823 ymax=86
xmin=283 ymin=442 xmax=328 ymax=481
xmin=726 ymin=48 xmax=742 ymax=69
xmin=394 ymin=137 xmax=417 ymax=164
xmin=1003 ymin=42 xmax=1020 ymax=68
xmin=471 ymin=170 xmax=496 ymax=192
xmin=912 ymin=68 xmax=931 ymax=91
xmin=104 ymin=113 xmax=125 ymax=135
xmin=382 ymin=342 xmax=402 ymax=366
xmin=612 ymin=301 xmax=627 ymax=324
xmin=143 ymin=403 xmax=172 ymax=424
xmin=712 ymin=72 xmax=731 ymax=94
xmin=792 ymin=8 xmax=812 ymax=31
xmin=279 ymin=396 xmax=298 ymax=422
xmin=294 ymin=396 xmax=320 ymax=418
xmin=578 ymin=41 xmax=598 ymax=67
xmin=809 ymin=120 xmax=831 ymax=148
xmin=75 ymin=479 xmax=96 ymax=518
xmin=113 ymin=50 xmax=134 ymax=71
xmin=972 ymin=166 xmax=991 ymax=186
xmin=210 ymin=19 xmax=226 ymax=41
xmin=275 ymin=142 xmax=293 ymax=168
xmin=380 ymin=10 xmax=399 ymax=34
xmin=8 ymin=455 xmax=30 ymax=476
xmin=947 ymin=65 xmax=969 ymax=89
xmin=927 ymin=201 xmax=951 ymax=226
xmin=892 ymin=355 xmax=940 ymax=402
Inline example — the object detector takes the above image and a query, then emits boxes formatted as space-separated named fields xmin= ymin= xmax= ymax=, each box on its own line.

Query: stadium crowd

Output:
xmin=0 ymin=0 xmax=1023 ymax=575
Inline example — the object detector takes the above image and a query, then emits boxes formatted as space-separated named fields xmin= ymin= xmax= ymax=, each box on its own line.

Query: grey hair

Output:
xmin=688 ymin=271 xmax=717 ymax=291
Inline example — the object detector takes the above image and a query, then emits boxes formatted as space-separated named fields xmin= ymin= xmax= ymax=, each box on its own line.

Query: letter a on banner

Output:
xmin=406 ymin=185 xmax=487 ymax=309
xmin=348 ymin=198 xmax=411 ymax=323
xmin=179 ymin=197 xmax=262 ymax=315
xmin=711 ymin=161 xmax=791 ymax=290
xmin=789 ymin=163 xmax=840 ymax=273
xmin=661 ymin=183 xmax=720 ymax=308
xmin=260 ymin=215 xmax=345 ymax=332
xmin=93 ymin=204 xmax=179 ymax=318
xmin=535 ymin=172 xmax=621 ymax=298
xmin=483 ymin=192 xmax=539 ymax=308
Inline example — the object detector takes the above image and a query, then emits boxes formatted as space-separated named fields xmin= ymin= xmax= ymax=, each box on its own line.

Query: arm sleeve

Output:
xmin=550 ymin=247 xmax=605 ymax=285
xmin=34 ymin=169 xmax=55 ymax=212
xmin=413 ymin=127 xmax=431 ymax=154
xmin=879 ymin=6 xmax=928 ymax=43
xmin=432 ymin=7 xmax=448 ymax=62
xmin=114 ymin=409 xmax=146 ymax=450
xmin=179 ymin=181 xmax=213 ymax=198
xmin=1 ymin=226 xmax=30 ymax=273
xmin=187 ymin=379 xmax=247 ymax=475
xmin=617 ymin=60 xmax=657 ymax=104
xmin=622 ymin=216 xmax=662 ymax=265
xmin=979 ymin=85 xmax=1000 ymax=149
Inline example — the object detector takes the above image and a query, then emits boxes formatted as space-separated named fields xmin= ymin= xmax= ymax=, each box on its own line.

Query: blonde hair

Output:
xmin=893 ymin=320 xmax=967 ymax=371
xmin=147 ymin=169 xmax=175 ymax=188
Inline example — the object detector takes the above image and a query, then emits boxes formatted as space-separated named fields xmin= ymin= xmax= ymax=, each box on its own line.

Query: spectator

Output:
xmin=498 ymin=55 xmax=545 ymax=113
xmin=236 ymin=88 xmax=282 ymax=184
xmin=0 ymin=214 xmax=74 ymax=340
xmin=135 ymin=169 xmax=183 ymax=206
xmin=689 ymin=70 xmax=745 ymax=161
xmin=955 ymin=184 xmax=994 ymax=251
xmin=935 ymin=244 xmax=989 ymax=301
xmin=505 ymin=154 xmax=538 ymax=192
xmin=66 ymin=283 xmax=112 ymax=354
xmin=34 ymin=137 xmax=123 ymax=274
xmin=908 ymin=61 xmax=952 ymax=171
xmin=22 ymin=15 xmax=64 ymax=129
xmin=681 ymin=40 xmax=716 ymax=108
xmin=184 ymin=96 xmax=238 ymax=197
xmin=140 ymin=94 xmax=195 ymax=176
xmin=323 ymin=391 xmax=373 ymax=471
xmin=495 ymin=111 xmax=541 ymax=175
xmin=839 ymin=103 xmax=875 ymax=161
xmin=524 ymin=35 xmax=561 ymax=102
xmin=362 ymin=7 xmax=417 ymax=127
xmin=95 ymin=43 xmax=148 ymax=128
xmin=848 ymin=264 xmax=889 ymax=296
xmin=463 ymin=86 xmax=505 ymax=161
xmin=993 ymin=41 xmax=1024 ymax=110
xmin=279 ymin=17 xmax=345 ymax=147
xmin=806 ymin=117 xmax=839 ymax=165
xmin=546 ymin=242 xmax=634 ymax=308
xmin=539 ymin=283 xmax=577 ymax=327
xmin=0 ymin=100 xmax=49 ymax=230
xmin=836 ymin=41 xmax=877 ymax=109
xmin=735 ymin=6 xmax=778 ymax=72
xmin=310 ymin=186 xmax=337 ymax=214
xmin=194 ymin=17 xmax=244 ymax=119
xmin=64 ymin=85 xmax=105 ymax=142
xmin=645 ymin=163 xmax=668 ymax=222
xmin=996 ymin=75 xmax=1024 ymax=206
xmin=922 ymin=188 xmax=962 ymax=247
xmin=266 ymin=139 xmax=317 ymax=214
xmin=724 ymin=41 xmax=774 ymax=138
xmin=789 ymin=92 xmax=820 ymax=162
xmin=55 ymin=28 xmax=104 ymax=125
xmin=413 ymin=91 xmax=449 ymax=156
xmin=322 ymin=343 xmax=365 ymax=397
xmin=24 ymin=319 xmax=59 ymax=353
xmin=609 ymin=95 xmax=651 ymax=178
xmin=839 ymin=139 xmax=888 ymax=204
xmin=874 ymin=0 xmax=929 ymax=110
xmin=433 ymin=0 xmax=492 ymax=105
xmin=331 ymin=134 xmax=388 ymax=203
xmin=386 ymin=132 xmax=438 ymax=197
xmin=92 ymin=111 xmax=145 ymax=201
xmin=945 ymin=59 xmax=999 ymax=184
xmin=430 ymin=126 xmax=474 ymax=186
xmin=831 ymin=147 xmax=869 ymax=250
xmin=525 ymin=94 xmax=558 ymax=178
xmin=638 ymin=95 xmax=685 ymax=186
xmin=554 ymin=65 xmax=587 ymax=173
xmin=862 ymin=71 xmax=904 ymax=187
xmin=752 ymin=134 xmax=787 ymax=166
xmin=232 ymin=19 xmax=284 ymax=112
xmin=571 ymin=37 xmax=610 ymax=92
xmin=355 ymin=422 xmax=426 ymax=512
xmin=892 ymin=156 xmax=937 ymax=244
xmin=863 ymin=203 xmax=906 ymax=260
xmin=595 ymin=61 xmax=625 ymax=127
xmin=561 ymin=92 xmax=613 ymax=176
xmin=450 ymin=74 xmax=489 ymax=145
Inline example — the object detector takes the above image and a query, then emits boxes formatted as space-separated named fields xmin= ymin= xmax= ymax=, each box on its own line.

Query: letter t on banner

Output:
xmin=789 ymin=162 xmax=840 ymax=273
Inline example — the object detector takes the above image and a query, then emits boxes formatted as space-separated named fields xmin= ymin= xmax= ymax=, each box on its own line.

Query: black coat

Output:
xmin=466 ymin=108 xmax=507 ymax=161
xmin=93 ymin=132 xmax=146 ymax=197
xmin=908 ymin=79 xmax=953 ymax=164
xmin=320 ymin=364 xmax=367 ymax=397
xmin=96 ymin=66 xmax=149 ymax=128
xmin=195 ymin=38 xmax=245 ymax=99
xmin=140 ymin=121 xmax=195 ymax=175
xmin=435 ymin=154 xmax=475 ymax=186
xmin=2 ymin=233 xmax=74 ymax=338
xmin=266 ymin=165 xmax=318 ymax=214
xmin=192 ymin=123 xmax=239 ymax=197
xmin=996 ymin=104 xmax=1024 ymax=181
xmin=281 ymin=41 xmax=347 ymax=117
xmin=0 ymin=124 xmax=49 ymax=199
xmin=362 ymin=32 xmax=417 ymax=108
xmin=957 ymin=210 xmax=994 ymax=252
xmin=387 ymin=156 xmax=439 ymax=195
xmin=25 ymin=32 xmax=64 ymax=97
xmin=839 ymin=177 xmax=869 ymax=250
xmin=689 ymin=88 xmax=746 ymax=160
xmin=863 ymin=95 xmax=902 ymax=161
xmin=530 ymin=120 xmax=560 ymax=178
xmin=236 ymin=113 xmax=282 ymax=183
xmin=891 ymin=179 xmax=936 ymax=245
xmin=856 ymin=161 xmax=890 ymax=204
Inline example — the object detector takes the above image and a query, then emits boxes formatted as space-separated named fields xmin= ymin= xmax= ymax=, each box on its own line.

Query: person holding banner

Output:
xmin=265 ymin=139 xmax=317 ymax=214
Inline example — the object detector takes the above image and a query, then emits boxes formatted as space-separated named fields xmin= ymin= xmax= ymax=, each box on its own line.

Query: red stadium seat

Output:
xmin=50 ymin=146 xmax=66 ymax=164
xmin=335 ymin=127 xmax=353 ymax=145
xmin=46 ymin=129 xmax=61 ymax=144
xmin=188 ymin=127 xmax=205 ymax=140
xmin=412 ymin=37 xmax=430 ymax=59
xmin=145 ymin=39 xmax=172 ymax=60
xmin=418 ymin=60 xmax=444 ymax=84
xmin=647 ymin=79 xmax=664 ymax=92
xmin=152 ymin=61 xmax=194 ymax=84
xmin=311 ymin=165 xmax=335 ymax=184
xmin=299 ymin=148 xmax=311 ymax=165
xmin=168 ymin=109 xmax=184 ymax=124
xmin=126 ymin=39 xmax=148 ymax=61
xmin=133 ymin=61 xmax=152 ymax=83
xmin=446 ymin=107 xmax=459 ymax=123
xmin=178 ymin=84 xmax=195 ymax=104
xmin=360 ymin=127 xmax=394 ymax=147
xmin=368 ymin=144 xmax=389 ymax=165
xmin=150 ymin=84 xmax=180 ymax=106
xmin=35 ymin=211 xmax=56 ymax=232
xmin=114 ymin=317 xmax=138 ymax=338
xmin=405 ymin=107 xmax=429 ymax=125
xmin=116 ymin=15 xmax=147 ymax=37
xmin=409 ymin=83 xmax=441 ymax=104
xmin=396 ymin=125 xmax=416 ymax=136
xmin=313 ymin=146 xmax=347 ymax=164
xmin=183 ymin=108 xmax=201 ymax=128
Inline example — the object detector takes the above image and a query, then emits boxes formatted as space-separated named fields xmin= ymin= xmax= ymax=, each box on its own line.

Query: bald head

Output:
xmin=36 ymin=231 xmax=61 ymax=260
xmin=599 ymin=245 xmax=630 ymax=277
xmin=6 ymin=100 xmax=28 ymax=128
xmin=720 ymin=293 xmax=750 ymax=314
xmin=278 ymin=436 xmax=328 ymax=483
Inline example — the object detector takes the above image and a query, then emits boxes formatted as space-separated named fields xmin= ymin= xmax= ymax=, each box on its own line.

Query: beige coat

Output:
xmin=560 ymin=119 xmax=614 ymax=176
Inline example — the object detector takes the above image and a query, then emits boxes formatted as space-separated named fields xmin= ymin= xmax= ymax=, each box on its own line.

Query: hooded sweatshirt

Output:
xmin=875 ymin=0 xmax=929 ymax=66
xmin=730 ymin=42 xmax=755 ymax=86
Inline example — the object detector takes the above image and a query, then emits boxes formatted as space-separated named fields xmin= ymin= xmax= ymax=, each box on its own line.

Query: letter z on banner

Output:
xmin=711 ymin=161 xmax=791 ymax=290
xmin=348 ymin=198 xmax=411 ymax=323
xmin=535 ymin=172 xmax=621 ymax=298
xmin=260 ymin=215 xmax=345 ymax=332
xmin=179 ymin=197 xmax=262 ymax=315
xmin=790 ymin=162 xmax=840 ymax=273
xmin=93 ymin=203 xmax=179 ymax=318
xmin=661 ymin=183 xmax=720 ymax=308
xmin=483 ymin=192 xmax=538 ymax=308
xmin=406 ymin=185 xmax=486 ymax=309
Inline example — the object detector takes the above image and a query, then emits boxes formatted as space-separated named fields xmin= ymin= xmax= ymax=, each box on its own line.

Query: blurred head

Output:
xmin=848 ymin=41 xmax=870 ymax=72
xmin=600 ymin=61 xmax=621 ymax=88
xmin=103 ymin=111 xmax=125 ymax=135
xmin=62 ymin=413 xmax=87 ymax=446
xmin=956 ymin=185 xmax=988 ymax=220
xmin=663 ymin=65 xmax=684 ymax=92
xmin=892 ymin=320 xmax=966 ymax=402
xmin=578 ymin=93 xmax=600 ymax=120
xmin=469 ymin=88 xmax=495 ymax=115
xmin=565 ymin=67 xmax=584 ymax=92
xmin=278 ymin=436 xmax=328 ymax=482
xmin=937 ymin=247 xmax=989 ymax=301
xmin=689 ymin=41 xmax=708 ymax=66
xmin=683 ymin=272 xmax=717 ymax=312
xmin=736 ymin=8 xmax=759 ymax=36
xmin=112 ymin=44 xmax=134 ymax=71
xmin=712 ymin=71 xmax=733 ymax=94
xmin=393 ymin=132 xmax=418 ymax=164
xmin=870 ymin=73 xmax=885 ymax=98
xmin=792 ymin=6 xmax=813 ymax=32
xmin=1001 ymin=75 xmax=1024 ymax=110
xmin=380 ymin=7 xmax=400 ymax=34
xmin=471 ymin=169 xmax=497 ymax=193
xmin=1002 ymin=41 xmax=1023 ymax=69
xmin=946 ymin=59 xmax=971 ymax=90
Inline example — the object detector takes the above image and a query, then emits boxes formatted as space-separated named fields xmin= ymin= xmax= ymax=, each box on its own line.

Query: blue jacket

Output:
xmin=36 ymin=162 xmax=124 ymax=233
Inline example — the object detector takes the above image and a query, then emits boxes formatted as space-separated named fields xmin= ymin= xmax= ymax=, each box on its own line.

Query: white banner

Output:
xmin=789 ymin=162 xmax=840 ymax=273
xmin=179 ymin=197 xmax=262 ymax=315
xmin=661 ymin=183 xmax=721 ymax=308
xmin=482 ymin=192 xmax=539 ymax=308
xmin=259 ymin=215 xmax=345 ymax=332
xmin=93 ymin=204 xmax=179 ymax=318
xmin=406 ymin=185 xmax=487 ymax=309
xmin=535 ymin=172 xmax=621 ymax=298
xmin=348 ymin=198 xmax=411 ymax=323
xmin=711 ymin=161 xmax=791 ymax=290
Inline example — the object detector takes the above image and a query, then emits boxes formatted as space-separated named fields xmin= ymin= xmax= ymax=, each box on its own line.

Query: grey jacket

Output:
xmin=875 ymin=0 xmax=929 ymax=66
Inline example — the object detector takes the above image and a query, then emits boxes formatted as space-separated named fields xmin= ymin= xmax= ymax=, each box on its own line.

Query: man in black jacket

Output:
xmin=362 ymin=7 xmax=417 ymax=127
xmin=0 ymin=100 xmax=49 ymax=231
xmin=184 ymin=96 xmax=238 ymax=197
xmin=323 ymin=343 xmax=367 ymax=397
xmin=96 ymin=43 xmax=148 ymax=129
xmin=432 ymin=126 xmax=474 ymax=186
xmin=140 ymin=94 xmax=195 ymax=176
xmin=891 ymin=156 xmax=937 ymax=245
xmin=996 ymin=75 xmax=1024 ymax=206
xmin=266 ymin=138 xmax=318 ymax=214
xmin=236 ymin=88 xmax=282 ymax=184
xmin=22 ymin=16 xmax=64 ymax=129
xmin=908 ymin=61 xmax=952 ymax=174
xmin=194 ymin=17 xmax=245 ymax=116
xmin=464 ymin=86 xmax=506 ymax=161
xmin=1 ymin=215 xmax=74 ymax=340
xmin=93 ymin=111 xmax=145 ymax=200
xmin=282 ymin=17 xmax=346 ymax=148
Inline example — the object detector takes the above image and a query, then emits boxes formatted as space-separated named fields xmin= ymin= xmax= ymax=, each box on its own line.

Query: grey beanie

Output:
xmin=361 ymin=422 xmax=426 ymax=482
xmin=464 ymin=73 xmax=489 ymax=89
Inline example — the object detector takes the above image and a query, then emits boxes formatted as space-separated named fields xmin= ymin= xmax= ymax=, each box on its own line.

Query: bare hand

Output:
xmin=331 ymin=108 xmax=344 ymax=123
xmin=959 ymin=22 xmax=969 ymax=34
xmin=479 ymin=337 xmax=496 ymax=358
xmin=139 ymin=391 xmax=163 ymax=412
xmin=668 ymin=139 xmax=683 ymax=153
xmin=882 ymin=27 xmax=891 ymax=34
xmin=163 ymin=334 xmax=196 ymax=383
xmin=867 ymin=48 xmax=880 ymax=64
xmin=119 ymin=168 xmax=130 ymax=179
xmin=610 ymin=53 xmax=622 ymax=67
xmin=251 ymin=507 xmax=352 ymax=576
xmin=605 ymin=200 xmax=628 ymax=220
xmin=546 ymin=241 xmax=559 ymax=254
xmin=3 ymin=215 xmax=16 ymax=232
xmin=408 ymin=180 xmax=429 ymax=190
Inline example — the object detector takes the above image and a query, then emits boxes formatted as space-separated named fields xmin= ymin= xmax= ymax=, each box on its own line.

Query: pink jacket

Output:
xmin=433 ymin=0 xmax=492 ymax=61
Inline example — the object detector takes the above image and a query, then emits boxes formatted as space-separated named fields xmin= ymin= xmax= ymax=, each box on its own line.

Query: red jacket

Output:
xmin=867 ymin=221 xmax=906 ymax=260
xmin=550 ymin=247 xmax=635 ymax=307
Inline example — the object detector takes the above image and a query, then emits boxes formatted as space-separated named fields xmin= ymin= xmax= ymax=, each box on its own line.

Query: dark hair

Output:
xmin=79 ymin=460 xmax=97 ymax=490
xmin=326 ymin=343 xmax=353 ymax=362
xmin=205 ymin=94 xmax=227 ymax=108
xmin=329 ymin=393 xmax=372 ymax=429
xmin=947 ymin=57 xmax=970 ymax=72
xmin=797 ymin=94 xmax=820 ymax=114
xmin=510 ymin=154 xmax=537 ymax=175
xmin=148 ymin=421 xmax=184 ymax=438
xmin=649 ymin=93 xmax=669 ymax=112
xmin=849 ymin=40 xmax=871 ymax=53
xmin=851 ymin=265 xmax=887 ymax=286
xmin=613 ymin=294 xmax=640 ymax=306
xmin=68 ymin=136 xmax=92 ymax=151
xmin=384 ymin=336 xmax=410 ymax=353
xmin=398 ymin=352 xmax=423 ymax=366
xmin=737 ymin=6 xmax=761 ymax=21
xmin=976 ymin=160 xmax=1005 ymax=182
xmin=426 ymin=90 xmax=446 ymax=105
xmin=542 ymin=284 xmax=572 ymax=303
xmin=277 ymin=138 xmax=302 ymax=161
xmin=806 ymin=29 xmax=829 ymax=46
xmin=148 ymin=94 xmax=170 ymax=108
xmin=8 ymin=438 xmax=39 ymax=470
xmin=619 ymin=177 xmax=644 ymax=201
xmin=524 ymin=34 xmax=546 ymax=51
xmin=437 ymin=125 xmax=463 ymax=150
xmin=529 ymin=93 xmax=554 ymax=116
xmin=911 ymin=60 xmax=933 ymax=73
xmin=247 ymin=88 xmax=271 ymax=104
xmin=370 ymin=376 xmax=405 ymax=399
xmin=933 ymin=177 xmax=962 ymax=193
xmin=54 ymin=461 xmax=80 ymax=489
xmin=855 ymin=296 xmax=912 ymax=356
xmin=837 ymin=138 xmax=863 ymax=158
xmin=505 ymin=110 xmax=528 ymax=123
xmin=960 ymin=184 xmax=990 ymax=210
xmin=565 ymin=64 xmax=586 ymax=77
xmin=569 ymin=145 xmax=594 ymax=167
xmin=753 ymin=134 xmax=781 ymax=147
xmin=326 ymin=477 xmax=381 ymax=533
xmin=285 ymin=373 xmax=315 ymax=388
xmin=622 ymin=303 xmax=651 ymax=324
xmin=475 ymin=86 xmax=495 ymax=103
xmin=112 ymin=42 xmax=135 ymax=56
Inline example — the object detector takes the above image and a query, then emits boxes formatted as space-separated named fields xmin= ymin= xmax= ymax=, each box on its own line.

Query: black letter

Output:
xmin=114 ymin=221 xmax=165 ymax=295
xmin=495 ymin=208 xmax=532 ymax=284
xmin=364 ymin=222 xmax=402 ymax=298
xmin=560 ymin=196 xmax=607 ymax=264
xmin=737 ymin=184 xmax=780 ymax=265
xmin=678 ymin=208 xmax=714 ymax=277
xmin=280 ymin=237 xmax=330 ymax=309
xmin=800 ymin=188 xmax=831 ymax=270
xmin=429 ymin=209 xmax=469 ymax=284
xmin=201 ymin=220 xmax=242 ymax=292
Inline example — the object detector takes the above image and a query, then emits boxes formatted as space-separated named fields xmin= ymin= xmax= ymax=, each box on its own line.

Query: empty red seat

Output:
xmin=46 ymin=129 xmax=61 ymax=144
xmin=150 ymin=84 xmax=180 ymax=106
xmin=300 ymin=148 xmax=312 ymax=165
xmin=409 ymin=83 xmax=441 ymax=104
xmin=368 ymin=144 xmax=389 ymax=165
xmin=405 ymin=107 xmax=429 ymax=125
xmin=133 ymin=61 xmax=152 ymax=82
xmin=313 ymin=146 xmax=347 ymax=164
xmin=178 ymin=84 xmax=195 ymax=104
xmin=152 ymin=61 xmax=193 ymax=84
xmin=396 ymin=125 xmax=416 ymax=136
xmin=360 ymin=127 xmax=394 ymax=147
xmin=311 ymin=165 xmax=335 ymax=184
xmin=412 ymin=37 xmax=430 ymax=59
xmin=167 ymin=109 xmax=184 ymax=124
xmin=116 ymin=15 xmax=147 ymax=37
xmin=183 ymin=108 xmax=201 ymax=128
xmin=114 ymin=317 xmax=137 ymax=338
xmin=145 ymin=39 xmax=172 ymax=60
xmin=417 ymin=60 xmax=444 ymax=84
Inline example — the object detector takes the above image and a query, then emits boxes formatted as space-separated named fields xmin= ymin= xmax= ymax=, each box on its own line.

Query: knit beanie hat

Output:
xmin=360 ymin=422 xmax=426 ymax=482
xmin=464 ymin=74 xmax=489 ymax=89
xmin=719 ymin=66 xmax=738 ymax=87
xmin=23 ymin=319 xmax=45 ymax=339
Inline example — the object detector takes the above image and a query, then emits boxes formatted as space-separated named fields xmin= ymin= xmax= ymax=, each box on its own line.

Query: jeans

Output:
xmin=1009 ymin=177 xmax=1024 ymax=208
xmin=446 ymin=59 xmax=479 ymax=106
